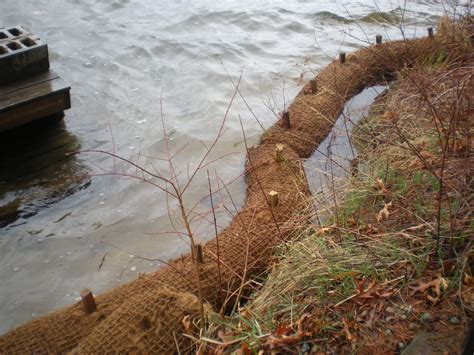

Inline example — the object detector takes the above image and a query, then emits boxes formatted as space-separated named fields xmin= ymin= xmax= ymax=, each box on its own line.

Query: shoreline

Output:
xmin=1 ymin=19 xmax=472 ymax=353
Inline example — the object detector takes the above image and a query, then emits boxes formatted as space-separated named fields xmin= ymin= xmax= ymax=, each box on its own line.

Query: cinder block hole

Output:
xmin=0 ymin=32 xmax=8 ymax=40
xmin=7 ymin=42 xmax=22 ymax=51
xmin=7 ymin=28 xmax=22 ymax=36
xmin=21 ymin=38 xmax=36 ymax=47
xmin=0 ymin=46 xmax=7 ymax=55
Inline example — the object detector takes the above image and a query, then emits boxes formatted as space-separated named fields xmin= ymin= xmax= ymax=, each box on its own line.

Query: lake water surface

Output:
xmin=0 ymin=0 xmax=449 ymax=333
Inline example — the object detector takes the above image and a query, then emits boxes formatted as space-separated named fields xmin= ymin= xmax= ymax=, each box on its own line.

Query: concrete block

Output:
xmin=0 ymin=26 xmax=49 ymax=84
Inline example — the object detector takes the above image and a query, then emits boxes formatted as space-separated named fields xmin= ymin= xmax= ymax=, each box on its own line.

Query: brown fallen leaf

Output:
xmin=461 ymin=286 xmax=474 ymax=308
xmin=361 ymin=224 xmax=379 ymax=234
xmin=427 ymin=294 xmax=440 ymax=305
xmin=379 ymin=290 xmax=396 ymax=298
xmin=464 ymin=273 xmax=473 ymax=286
xmin=265 ymin=314 xmax=312 ymax=350
xmin=421 ymin=151 xmax=435 ymax=165
xmin=265 ymin=334 xmax=304 ymax=349
xmin=317 ymin=227 xmax=332 ymax=235
xmin=297 ymin=314 xmax=311 ymax=336
xmin=410 ymin=277 xmax=448 ymax=301
xmin=274 ymin=324 xmax=292 ymax=336
xmin=347 ymin=218 xmax=358 ymax=226
xmin=342 ymin=318 xmax=356 ymax=343
xmin=376 ymin=202 xmax=392 ymax=222
xmin=217 ymin=329 xmax=234 ymax=344
xmin=357 ymin=280 xmax=378 ymax=299
xmin=410 ymin=279 xmax=438 ymax=294
xmin=236 ymin=342 xmax=251 ymax=355
xmin=182 ymin=315 xmax=193 ymax=336
xmin=375 ymin=177 xmax=388 ymax=194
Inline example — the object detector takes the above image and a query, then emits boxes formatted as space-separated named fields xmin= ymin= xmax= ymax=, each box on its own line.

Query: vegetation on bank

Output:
xmin=198 ymin=16 xmax=473 ymax=354
xmin=1 ymin=12 xmax=471 ymax=355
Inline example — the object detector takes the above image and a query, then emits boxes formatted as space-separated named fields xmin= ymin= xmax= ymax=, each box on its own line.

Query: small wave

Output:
xmin=310 ymin=9 xmax=421 ymax=26
xmin=149 ymin=39 xmax=198 ymax=61
xmin=178 ymin=10 xmax=268 ymax=33
xmin=310 ymin=11 xmax=353 ymax=24
xmin=184 ymin=10 xmax=250 ymax=27
xmin=275 ymin=7 xmax=298 ymax=16
xmin=359 ymin=10 xmax=402 ymax=24
xmin=281 ymin=21 xmax=311 ymax=34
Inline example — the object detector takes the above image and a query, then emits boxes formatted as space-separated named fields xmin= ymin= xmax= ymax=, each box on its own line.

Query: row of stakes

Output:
xmin=78 ymin=28 xmax=437 ymax=316
xmin=269 ymin=27 xmax=436 ymax=305
xmin=78 ymin=179 xmax=281 ymax=314
xmin=182 ymin=145 xmax=284 ymax=267
xmin=184 ymin=145 xmax=283 ymax=267
xmin=281 ymin=28 xmax=435 ymax=130
xmin=186 ymin=145 xmax=284 ymax=266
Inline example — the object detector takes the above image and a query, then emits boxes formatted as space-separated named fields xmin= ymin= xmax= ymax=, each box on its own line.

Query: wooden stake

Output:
xmin=428 ymin=27 xmax=434 ymax=39
xmin=80 ymin=288 xmax=97 ymax=314
xmin=304 ymin=79 xmax=318 ymax=95
xmin=376 ymin=35 xmax=382 ymax=45
xmin=275 ymin=143 xmax=284 ymax=162
xmin=281 ymin=111 xmax=291 ymax=129
xmin=339 ymin=52 xmax=346 ymax=64
xmin=268 ymin=191 xmax=279 ymax=208
xmin=195 ymin=244 xmax=204 ymax=264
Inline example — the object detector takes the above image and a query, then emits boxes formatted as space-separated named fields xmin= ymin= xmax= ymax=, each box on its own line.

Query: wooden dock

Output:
xmin=0 ymin=25 xmax=71 ymax=132
xmin=0 ymin=71 xmax=71 ymax=132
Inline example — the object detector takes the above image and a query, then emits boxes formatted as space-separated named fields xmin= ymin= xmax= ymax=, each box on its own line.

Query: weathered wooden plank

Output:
xmin=0 ymin=76 xmax=70 ymax=111
xmin=0 ymin=71 xmax=59 ymax=96
xmin=0 ymin=88 xmax=70 ymax=132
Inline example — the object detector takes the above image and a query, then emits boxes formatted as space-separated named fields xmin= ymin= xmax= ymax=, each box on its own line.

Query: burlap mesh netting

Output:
xmin=0 ymin=37 xmax=439 ymax=353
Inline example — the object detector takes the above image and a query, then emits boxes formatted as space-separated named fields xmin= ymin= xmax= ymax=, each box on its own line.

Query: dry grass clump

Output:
xmin=200 ymin=19 xmax=473 ymax=354
xmin=437 ymin=13 xmax=473 ymax=56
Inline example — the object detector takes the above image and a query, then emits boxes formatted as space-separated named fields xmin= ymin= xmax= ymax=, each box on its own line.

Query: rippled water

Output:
xmin=0 ymin=0 xmax=447 ymax=333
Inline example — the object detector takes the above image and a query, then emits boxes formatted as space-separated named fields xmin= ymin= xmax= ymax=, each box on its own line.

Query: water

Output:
xmin=0 ymin=0 xmax=447 ymax=333
xmin=305 ymin=85 xmax=387 ymax=194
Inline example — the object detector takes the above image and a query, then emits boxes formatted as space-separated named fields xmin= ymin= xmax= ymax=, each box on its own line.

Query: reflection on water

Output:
xmin=305 ymin=85 xmax=387 ymax=195
xmin=0 ymin=116 xmax=88 ymax=228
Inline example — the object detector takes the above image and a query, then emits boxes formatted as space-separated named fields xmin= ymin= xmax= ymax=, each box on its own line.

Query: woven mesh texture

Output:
xmin=262 ymin=39 xmax=438 ymax=158
xmin=0 ymin=37 xmax=440 ymax=354
xmin=72 ymin=286 xmax=209 ymax=354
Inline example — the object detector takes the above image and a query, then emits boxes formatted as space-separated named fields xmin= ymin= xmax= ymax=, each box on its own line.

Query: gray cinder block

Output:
xmin=0 ymin=26 xmax=49 ymax=84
